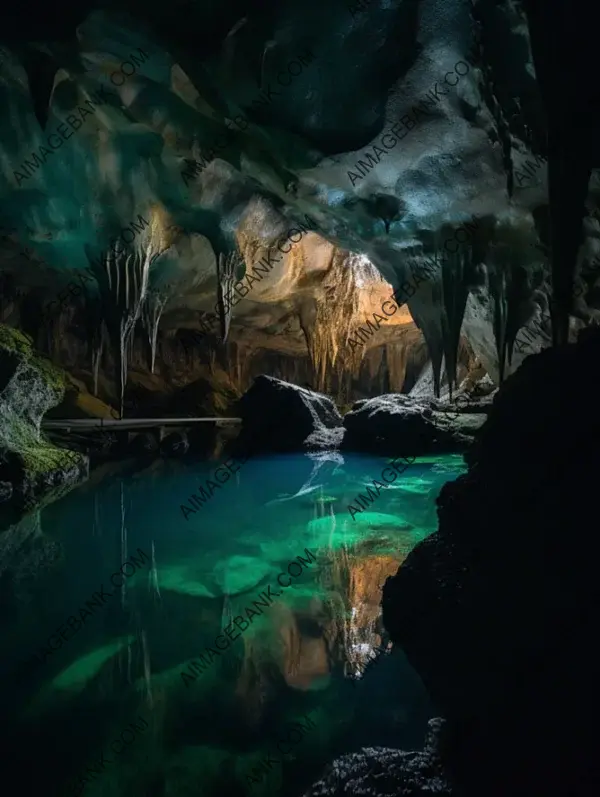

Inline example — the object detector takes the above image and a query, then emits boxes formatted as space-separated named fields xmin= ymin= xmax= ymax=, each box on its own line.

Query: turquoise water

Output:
xmin=0 ymin=451 xmax=466 ymax=797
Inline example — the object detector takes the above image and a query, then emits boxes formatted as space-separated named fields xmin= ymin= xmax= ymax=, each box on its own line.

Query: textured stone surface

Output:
xmin=342 ymin=394 xmax=485 ymax=456
xmin=236 ymin=375 xmax=343 ymax=453
xmin=0 ymin=324 xmax=88 ymax=511
xmin=303 ymin=718 xmax=452 ymax=796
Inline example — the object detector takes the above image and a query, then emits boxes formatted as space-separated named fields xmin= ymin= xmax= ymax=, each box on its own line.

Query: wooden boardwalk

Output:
xmin=42 ymin=417 xmax=243 ymax=432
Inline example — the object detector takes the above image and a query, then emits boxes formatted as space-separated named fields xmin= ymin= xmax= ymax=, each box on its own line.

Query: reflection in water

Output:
xmin=180 ymin=548 xmax=318 ymax=688
xmin=0 ymin=451 xmax=466 ymax=797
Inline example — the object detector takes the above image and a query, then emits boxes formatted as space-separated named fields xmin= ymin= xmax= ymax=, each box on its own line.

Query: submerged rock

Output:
xmin=381 ymin=329 xmax=600 ymax=797
xmin=0 ymin=324 xmax=88 ymax=512
xmin=235 ymin=375 xmax=343 ymax=454
xmin=342 ymin=394 xmax=485 ymax=457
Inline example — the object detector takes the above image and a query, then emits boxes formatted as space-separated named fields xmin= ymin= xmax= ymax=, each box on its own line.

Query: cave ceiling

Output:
xmin=1 ymin=0 xmax=596 ymax=398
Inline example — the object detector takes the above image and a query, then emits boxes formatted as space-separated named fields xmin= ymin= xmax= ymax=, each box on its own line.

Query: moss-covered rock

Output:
xmin=0 ymin=323 xmax=88 ymax=512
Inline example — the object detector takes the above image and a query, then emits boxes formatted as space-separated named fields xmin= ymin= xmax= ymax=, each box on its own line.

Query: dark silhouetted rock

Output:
xmin=381 ymin=330 xmax=600 ymax=797
xmin=235 ymin=376 xmax=343 ymax=455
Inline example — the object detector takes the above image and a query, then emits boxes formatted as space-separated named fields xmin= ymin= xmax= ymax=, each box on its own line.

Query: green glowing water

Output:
xmin=1 ymin=451 xmax=466 ymax=797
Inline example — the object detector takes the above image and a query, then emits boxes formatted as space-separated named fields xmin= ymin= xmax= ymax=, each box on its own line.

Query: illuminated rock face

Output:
xmin=342 ymin=393 xmax=486 ymax=457
xmin=0 ymin=324 xmax=88 ymax=511
xmin=5 ymin=0 xmax=594 ymax=401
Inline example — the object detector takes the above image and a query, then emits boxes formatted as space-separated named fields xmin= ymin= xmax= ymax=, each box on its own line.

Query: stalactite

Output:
xmin=307 ymin=251 xmax=375 ymax=390
xmin=114 ymin=252 xmax=143 ymax=417
xmin=128 ymin=326 xmax=136 ymax=365
xmin=488 ymin=241 xmax=532 ymax=381
xmin=142 ymin=288 xmax=169 ymax=373
xmin=440 ymin=243 xmax=470 ymax=396
xmin=407 ymin=246 xmax=446 ymax=397
xmin=86 ymin=240 xmax=155 ymax=417
xmin=407 ymin=226 xmax=478 ymax=396
xmin=216 ymin=249 xmax=243 ymax=343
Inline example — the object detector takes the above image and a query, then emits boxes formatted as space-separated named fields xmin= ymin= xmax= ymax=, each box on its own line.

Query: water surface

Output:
xmin=0 ymin=450 xmax=466 ymax=797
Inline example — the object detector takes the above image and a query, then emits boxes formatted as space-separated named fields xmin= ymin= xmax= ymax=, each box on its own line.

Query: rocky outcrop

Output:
xmin=233 ymin=378 xmax=489 ymax=458
xmin=381 ymin=328 xmax=600 ymax=797
xmin=0 ymin=324 xmax=88 ymax=513
xmin=303 ymin=717 xmax=452 ymax=796
xmin=342 ymin=394 xmax=486 ymax=457
xmin=235 ymin=375 xmax=344 ymax=454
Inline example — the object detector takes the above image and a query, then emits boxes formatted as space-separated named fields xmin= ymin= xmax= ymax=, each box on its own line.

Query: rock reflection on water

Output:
xmin=247 ymin=546 xmax=404 ymax=695
xmin=0 ymin=451 xmax=465 ymax=797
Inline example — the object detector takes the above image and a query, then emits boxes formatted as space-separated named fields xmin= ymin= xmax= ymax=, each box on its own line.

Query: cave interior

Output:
xmin=0 ymin=1 xmax=599 ymax=796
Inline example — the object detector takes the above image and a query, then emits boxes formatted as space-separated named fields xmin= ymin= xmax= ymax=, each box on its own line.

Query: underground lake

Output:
xmin=2 ymin=1 xmax=599 ymax=794
xmin=1 ymin=452 xmax=466 ymax=797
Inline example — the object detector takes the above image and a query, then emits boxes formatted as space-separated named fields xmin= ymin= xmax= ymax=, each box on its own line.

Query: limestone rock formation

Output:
xmin=0 ymin=323 xmax=88 ymax=512
xmin=235 ymin=375 xmax=344 ymax=454
xmin=342 ymin=394 xmax=485 ymax=457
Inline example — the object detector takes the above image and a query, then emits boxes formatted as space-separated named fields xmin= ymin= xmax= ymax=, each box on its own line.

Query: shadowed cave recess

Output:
xmin=1 ymin=0 xmax=599 ymax=796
